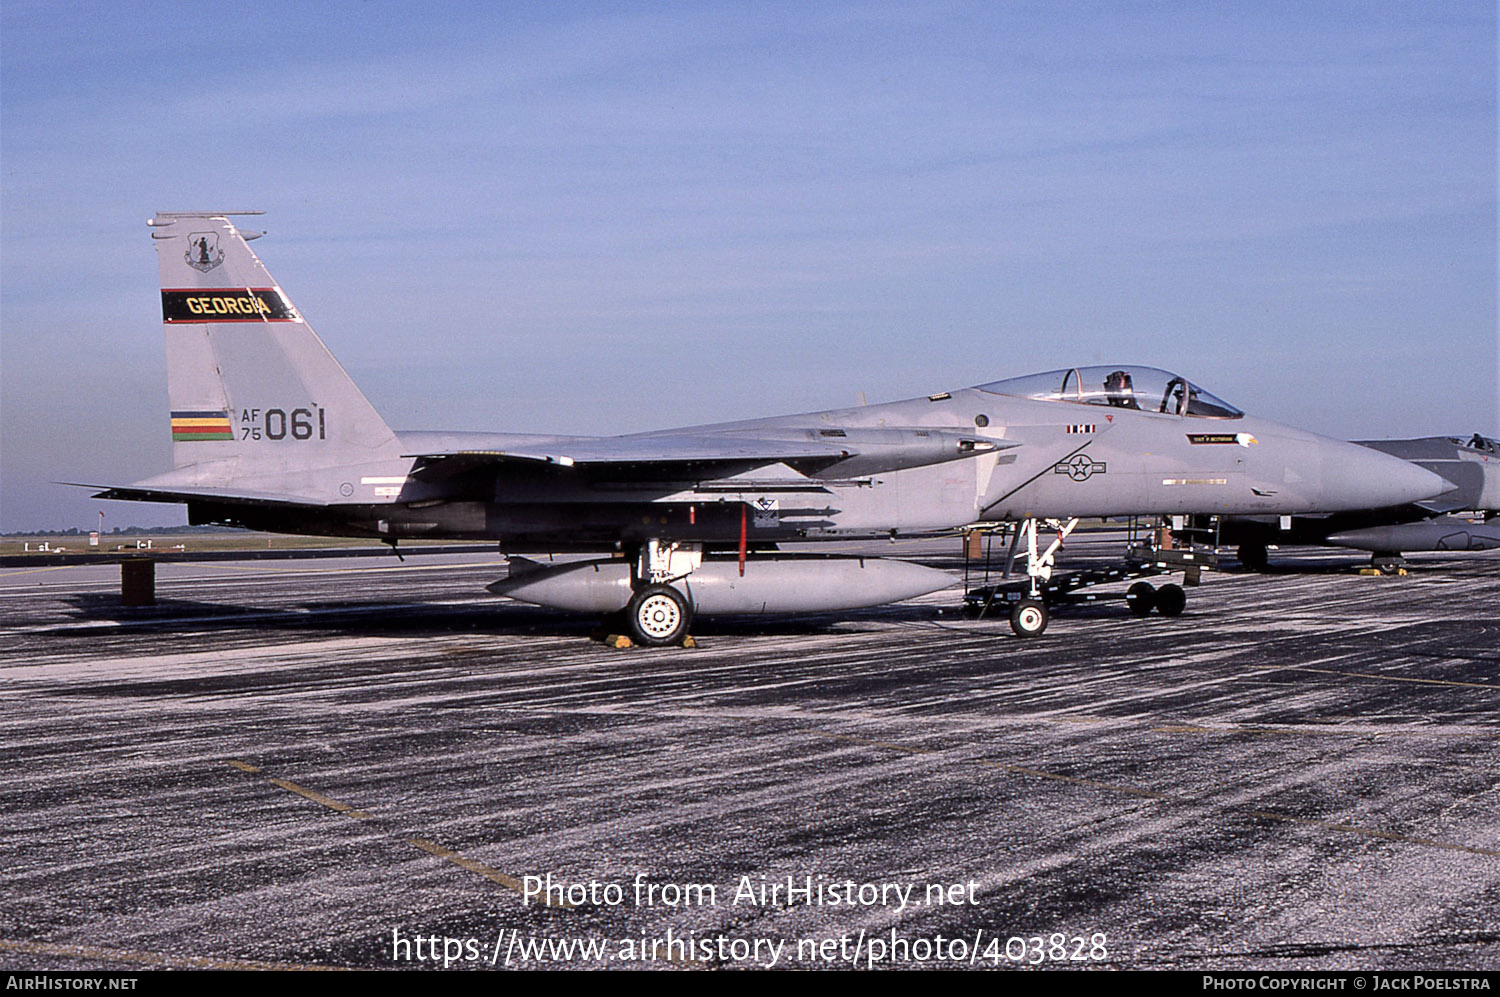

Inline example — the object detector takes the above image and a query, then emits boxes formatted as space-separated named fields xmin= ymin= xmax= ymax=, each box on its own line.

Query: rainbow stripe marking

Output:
xmin=171 ymin=410 xmax=233 ymax=442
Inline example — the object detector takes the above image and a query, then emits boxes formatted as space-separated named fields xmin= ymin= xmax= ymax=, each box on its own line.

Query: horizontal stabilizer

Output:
xmin=81 ymin=482 xmax=331 ymax=508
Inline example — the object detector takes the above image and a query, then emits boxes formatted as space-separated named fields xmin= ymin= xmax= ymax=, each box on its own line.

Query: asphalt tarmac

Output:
xmin=2 ymin=537 xmax=1497 ymax=971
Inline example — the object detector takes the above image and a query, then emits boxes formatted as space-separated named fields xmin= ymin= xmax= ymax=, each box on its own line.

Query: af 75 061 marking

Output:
xmin=238 ymin=406 xmax=325 ymax=441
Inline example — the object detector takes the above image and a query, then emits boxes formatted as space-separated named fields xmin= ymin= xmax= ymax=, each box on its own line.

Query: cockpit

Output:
xmin=977 ymin=365 xmax=1243 ymax=419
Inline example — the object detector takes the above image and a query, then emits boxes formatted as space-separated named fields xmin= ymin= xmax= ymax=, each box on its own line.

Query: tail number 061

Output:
xmin=240 ymin=407 xmax=326 ymax=441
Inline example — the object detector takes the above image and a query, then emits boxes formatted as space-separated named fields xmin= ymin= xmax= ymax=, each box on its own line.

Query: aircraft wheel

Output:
xmin=1155 ymin=583 xmax=1186 ymax=617
xmin=1371 ymin=553 xmax=1403 ymax=575
xmin=627 ymin=584 xmax=693 ymax=646
xmin=1126 ymin=581 xmax=1157 ymax=616
xmin=1237 ymin=543 xmax=1268 ymax=571
xmin=1009 ymin=599 xmax=1048 ymax=638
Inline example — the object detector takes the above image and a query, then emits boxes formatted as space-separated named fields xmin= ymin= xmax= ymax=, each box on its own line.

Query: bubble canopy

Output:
xmin=977 ymin=366 xmax=1243 ymax=419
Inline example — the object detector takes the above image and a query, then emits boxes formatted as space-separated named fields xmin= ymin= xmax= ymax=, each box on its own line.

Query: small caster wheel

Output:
xmin=1010 ymin=598 xmax=1048 ymax=638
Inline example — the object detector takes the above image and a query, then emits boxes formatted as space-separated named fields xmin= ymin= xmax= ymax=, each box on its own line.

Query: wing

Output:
xmin=406 ymin=434 xmax=851 ymax=478
xmin=77 ymin=428 xmax=1018 ymax=507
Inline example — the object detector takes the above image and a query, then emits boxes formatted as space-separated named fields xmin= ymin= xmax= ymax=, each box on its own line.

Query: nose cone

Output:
xmin=1319 ymin=441 xmax=1450 ymax=511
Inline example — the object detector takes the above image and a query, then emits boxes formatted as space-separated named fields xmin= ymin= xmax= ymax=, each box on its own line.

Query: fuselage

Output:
xmin=188 ymin=372 xmax=1445 ymax=550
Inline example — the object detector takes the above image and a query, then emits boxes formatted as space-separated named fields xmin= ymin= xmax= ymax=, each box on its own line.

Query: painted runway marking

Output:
xmin=226 ymin=760 xmax=571 ymax=908
xmin=0 ymin=565 xmax=76 ymax=579
xmin=266 ymin=776 xmax=374 ymax=820
xmin=405 ymin=836 xmax=533 ymax=896
xmin=0 ymin=937 xmax=351 ymax=971
xmin=821 ymin=733 xmax=1500 ymax=858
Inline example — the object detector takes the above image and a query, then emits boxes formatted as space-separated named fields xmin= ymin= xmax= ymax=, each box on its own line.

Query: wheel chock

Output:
xmin=589 ymin=631 xmax=694 ymax=648
xmin=591 ymin=632 xmax=634 ymax=648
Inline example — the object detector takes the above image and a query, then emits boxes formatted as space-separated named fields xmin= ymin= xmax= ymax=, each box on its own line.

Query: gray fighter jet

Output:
xmin=93 ymin=212 xmax=1447 ymax=643
xmin=1208 ymin=435 xmax=1500 ymax=572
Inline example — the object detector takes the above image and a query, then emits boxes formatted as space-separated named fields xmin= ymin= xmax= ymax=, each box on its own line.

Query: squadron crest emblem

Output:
xmin=752 ymin=496 xmax=780 ymax=528
xmin=185 ymin=232 xmax=224 ymax=273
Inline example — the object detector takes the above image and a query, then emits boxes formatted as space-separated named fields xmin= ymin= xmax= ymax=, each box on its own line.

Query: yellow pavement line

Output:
xmin=0 ymin=937 xmax=350 ymax=971
xmin=405 ymin=837 xmax=540 ymax=899
xmin=1247 ymin=665 xmax=1497 ymax=692
xmin=226 ymin=760 xmax=569 ymax=908
xmin=266 ymin=777 xmax=374 ymax=820
xmin=0 ymin=565 xmax=77 ymax=578
xmin=819 ymin=733 xmax=1500 ymax=858
xmin=823 ymin=732 xmax=930 ymax=755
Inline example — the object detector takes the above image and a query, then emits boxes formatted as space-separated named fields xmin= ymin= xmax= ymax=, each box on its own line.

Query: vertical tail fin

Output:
xmin=150 ymin=212 xmax=399 ymax=469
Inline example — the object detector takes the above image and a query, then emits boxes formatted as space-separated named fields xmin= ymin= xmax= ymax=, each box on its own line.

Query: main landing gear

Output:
xmin=626 ymin=583 xmax=693 ymax=646
xmin=615 ymin=539 xmax=699 ymax=647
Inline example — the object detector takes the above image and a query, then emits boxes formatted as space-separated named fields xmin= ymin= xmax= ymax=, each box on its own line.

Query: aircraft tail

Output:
xmin=150 ymin=211 xmax=400 ymax=470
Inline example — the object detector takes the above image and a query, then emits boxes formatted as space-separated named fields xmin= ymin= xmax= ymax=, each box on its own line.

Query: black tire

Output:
xmin=1237 ymin=543 xmax=1269 ymax=571
xmin=1126 ymin=581 xmax=1157 ymax=616
xmin=1155 ymin=583 xmax=1186 ymax=617
xmin=626 ymin=584 xmax=692 ymax=646
xmin=1009 ymin=599 xmax=1048 ymax=638
xmin=1371 ymin=554 xmax=1403 ymax=575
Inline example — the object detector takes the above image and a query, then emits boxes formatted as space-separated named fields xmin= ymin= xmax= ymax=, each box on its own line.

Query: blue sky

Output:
xmin=2 ymin=1 xmax=1495 ymax=531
